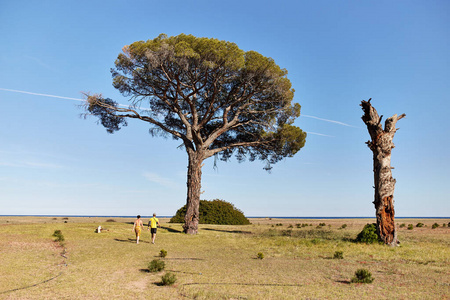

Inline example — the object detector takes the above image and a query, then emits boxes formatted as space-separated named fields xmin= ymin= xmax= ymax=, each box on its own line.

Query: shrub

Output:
xmin=339 ymin=224 xmax=347 ymax=229
xmin=288 ymin=224 xmax=293 ymax=229
xmin=400 ymin=223 xmax=406 ymax=228
xmin=355 ymin=224 xmax=380 ymax=244
xmin=169 ymin=199 xmax=250 ymax=225
xmin=318 ymin=223 xmax=326 ymax=227
xmin=52 ymin=230 xmax=65 ymax=242
xmin=407 ymin=224 xmax=414 ymax=230
xmin=432 ymin=223 xmax=439 ymax=229
xmin=148 ymin=259 xmax=165 ymax=272
xmin=257 ymin=252 xmax=264 ymax=259
xmin=106 ymin=219 xmax=116 ymax=222
xmin=333 ymin=251 xmax=344 ymax=259
xmin=416 ymin=222 xmax=424 ymax=227
xmin=161 ymin=272 xmax=177 ymax=286
xmin=159 ymin=249 xmax=168 ymax=258
xmin=351 ymin=269 xmax=374 ymax=284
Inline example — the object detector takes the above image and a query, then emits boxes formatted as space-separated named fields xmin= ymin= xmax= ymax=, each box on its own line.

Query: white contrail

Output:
xmin=302 ymin=114 xmax=357 ymax=128
xmin=0 ymin=88 xmax=85 ymax=102
xmin=0 ymin=88 xmax=356 ymax=131
xmin=306 ymin=132 xmax=334 ymax=137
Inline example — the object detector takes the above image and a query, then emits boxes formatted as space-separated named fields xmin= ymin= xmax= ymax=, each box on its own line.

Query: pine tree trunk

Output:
xmin=361 ymin=99 xmax=405 ymax=246
xmin=183 ymin=151 xmax=203 ymax=234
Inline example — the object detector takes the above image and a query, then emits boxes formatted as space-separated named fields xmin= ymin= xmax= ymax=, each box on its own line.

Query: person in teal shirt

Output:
xmin=147 ymin=213 xmax=160 ymax=244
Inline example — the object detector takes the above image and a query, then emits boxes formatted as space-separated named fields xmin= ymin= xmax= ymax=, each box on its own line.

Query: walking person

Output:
xmin=132 ymin=215 xmax=144 ymax=244
xmin=148 ymin=213 xmax=160 ymax=244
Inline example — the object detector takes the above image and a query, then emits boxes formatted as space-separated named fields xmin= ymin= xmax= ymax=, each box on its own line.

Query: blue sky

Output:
xmin=0 ymin=0 xmax=449 ymax=217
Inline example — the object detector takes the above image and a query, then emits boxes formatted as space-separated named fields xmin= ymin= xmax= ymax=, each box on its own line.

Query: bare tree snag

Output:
xmin=361 ymin=99 xmax=405 ymax=246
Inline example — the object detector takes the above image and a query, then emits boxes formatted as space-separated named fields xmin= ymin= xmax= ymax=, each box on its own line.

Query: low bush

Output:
xmin=159 ymin=249 xmax=167 ymax=258
xmin=432 ymin=223 xmax=439 ymax=229
xmin=106 ymin=219 xmax=116 ymax=222
xmin=407 ymin=224 xmax=414 ymax=230
xmin=400 ymin=223 xmax=406 ymax=228
xmin=52 ymin=230 xmax=65 ymax=242
xmin=333 ymin=251 xmax=344 ymax=259
xmin=148 ymin=259 xmax=165 ymax=272
xmin=339 ymin=224 xmax=347 ymax=229
xmin=355 ymin=224 xmax=380 ymax=244
xmin=161 ymin=272 xmax=177 ymax=286
xmin=351 ymin=268 xmax=374 ymax=284
xmin=169 ymin=199 xmax=250 ymax=225
xmin=257 ymin=252 xmax=264 ymax=259
xmin=416 ymin=222 xmax=424 ymax=227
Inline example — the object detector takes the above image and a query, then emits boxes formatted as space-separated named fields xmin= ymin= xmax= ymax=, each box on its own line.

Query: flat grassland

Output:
xmin=0 ymin=217 xmax=448 ymax=299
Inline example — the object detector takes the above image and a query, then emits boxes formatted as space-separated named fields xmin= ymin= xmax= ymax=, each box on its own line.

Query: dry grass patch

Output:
xmin=0 ymin=217 xmax=448 ymax=299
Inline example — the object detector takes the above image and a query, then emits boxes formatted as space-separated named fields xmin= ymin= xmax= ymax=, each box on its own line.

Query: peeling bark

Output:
xmin=361 ymin=99 xmax=405 ymax=246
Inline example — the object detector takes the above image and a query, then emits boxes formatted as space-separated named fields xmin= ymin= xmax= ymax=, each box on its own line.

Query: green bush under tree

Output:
xmin=355 ymin=223 xmax=380 ymax=244
xmin=170 ymin=199 xmax=250 ymax=225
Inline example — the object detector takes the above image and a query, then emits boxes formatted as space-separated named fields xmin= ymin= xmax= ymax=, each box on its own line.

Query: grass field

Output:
xmin=0 ymin=217 xmax=449 ymax=299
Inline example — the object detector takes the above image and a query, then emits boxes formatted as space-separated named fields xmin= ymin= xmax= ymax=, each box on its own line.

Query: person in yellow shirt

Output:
xmin=147 ymin=213 xmax=160 ymax=244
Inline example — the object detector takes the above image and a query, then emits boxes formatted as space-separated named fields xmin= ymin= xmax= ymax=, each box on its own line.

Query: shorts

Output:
xmin=150 ymin=228 xmax=157 ymax=234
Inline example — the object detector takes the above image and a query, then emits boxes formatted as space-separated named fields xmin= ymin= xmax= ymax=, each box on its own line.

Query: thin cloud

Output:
xmin=143 ymin=172 xmax=177 ymax=189
xmin=302 ymin=114 xmax=358 ymax=128
xmin=0 ymin=160 xmax=63 ymax=169
xmin=24 ymin=56 xmax=59 ymax=73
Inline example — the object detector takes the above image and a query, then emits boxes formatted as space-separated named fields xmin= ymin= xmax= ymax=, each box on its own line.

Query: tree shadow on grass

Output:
xmin=160 ymin=226 xmax=183 ymax=233
xmin=202 ymin=228 xmax=252 ymax=234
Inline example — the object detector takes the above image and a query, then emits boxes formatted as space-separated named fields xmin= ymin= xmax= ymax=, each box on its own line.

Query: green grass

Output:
xmin=0 ymin=217 xmax=449 ymax=299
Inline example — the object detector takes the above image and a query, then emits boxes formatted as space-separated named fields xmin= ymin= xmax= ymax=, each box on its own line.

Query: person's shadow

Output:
xmin=114 ymin=238 xmax=150 ymax=244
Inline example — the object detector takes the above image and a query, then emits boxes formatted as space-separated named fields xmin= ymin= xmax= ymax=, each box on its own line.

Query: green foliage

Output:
xmin=351 ymin=269 xmax=374 ymax=284
xmin=416 ymin=222 xmax=424 ymax=227
xmin=161 ymin=272 xmax=177 ymax=286
xmin=432 ymin=223 xmax=439 ymax=229
xmin=400 ymin=223 xmax=406 ymax=228
xmin=52 ymin=230 xmax=65 ymax=242
xmin=257 ymin=252 xmax=264 ymax=259
xmin=170 ymin=199 xmax=250 ymax=225
xmin=85 ymin=33 xmax=306 ymax=170
xmin=408 ymin=224 xmax=414 ymax=230
xmin=333 ymin=251 xmax=344 ymax=259
xmin=159 ymin=249 xmax=167 ymax=258
xmin=148 ymin=259 xmax=165 ymax=272
xmin=106 ymin=219 xmax=116 ymax=222
xmin=339 ymin=224 xmax=347 ymax=229
xmin=355 ymin=224 xmax=380 ymax=244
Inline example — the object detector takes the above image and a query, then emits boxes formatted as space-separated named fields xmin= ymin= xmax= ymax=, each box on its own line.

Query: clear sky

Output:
xmin=1 ymin=1 xmax=449 ymax=217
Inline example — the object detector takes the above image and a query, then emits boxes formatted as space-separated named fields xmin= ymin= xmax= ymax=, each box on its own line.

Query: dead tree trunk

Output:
xmin=361 ymin=99 xmax=405 ymax=246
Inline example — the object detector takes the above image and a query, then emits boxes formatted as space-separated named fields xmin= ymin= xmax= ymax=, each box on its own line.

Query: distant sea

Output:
xmin=1 ymin=215 xmax=448 ymax=219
